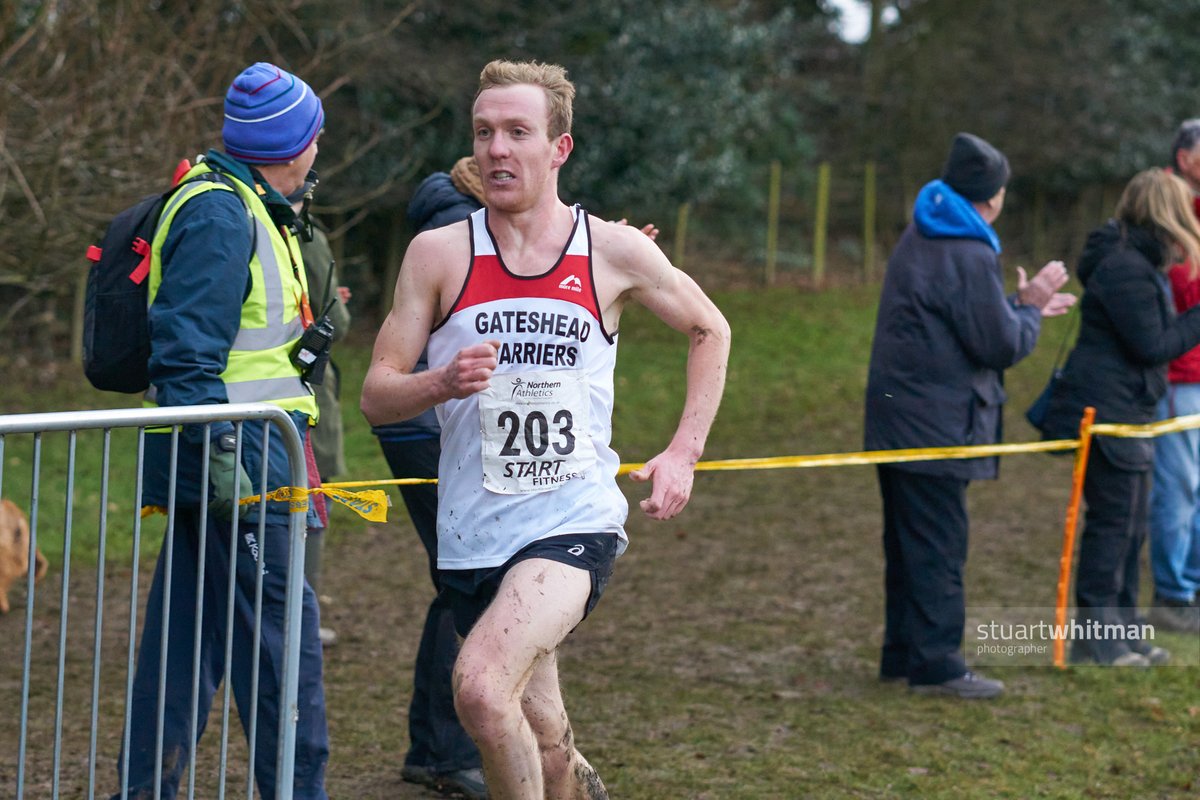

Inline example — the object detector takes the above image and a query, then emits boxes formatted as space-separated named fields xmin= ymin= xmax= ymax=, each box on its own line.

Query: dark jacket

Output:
xmin=1041 ymin=220 xmax=1200 ymax=470
xmin=372 ymin=172 xmax=483 ymax=443
xmin=864 ymin=180 xmax=1042 ymax=480
xmin=406 ymin=171 xmax=483 ymax=232
xmin=143 ymin=149 xmax=311 ymax=521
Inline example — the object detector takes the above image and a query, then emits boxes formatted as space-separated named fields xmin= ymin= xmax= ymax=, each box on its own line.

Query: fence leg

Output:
xmin=1053 ymin=406 xmax=1096 ymax=669
xmin=863 ymin=161 xmax=877 ymax=282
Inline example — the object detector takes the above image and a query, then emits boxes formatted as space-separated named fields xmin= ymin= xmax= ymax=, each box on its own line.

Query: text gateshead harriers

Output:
xmin=474 ymin=309 xmax=592 ymax=367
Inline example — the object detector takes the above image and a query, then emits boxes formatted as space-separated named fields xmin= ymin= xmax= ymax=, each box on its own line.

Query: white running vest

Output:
xmin=428 ymin=206 xmax=629 ymax=570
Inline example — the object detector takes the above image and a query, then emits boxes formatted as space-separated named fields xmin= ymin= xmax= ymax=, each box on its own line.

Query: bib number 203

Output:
xmin=496 ymin=410 xmax=575 ymax=457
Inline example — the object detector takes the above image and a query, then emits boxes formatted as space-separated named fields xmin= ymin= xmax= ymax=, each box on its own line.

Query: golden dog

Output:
xmin=0 ymin=498 xmax=48 ymax=614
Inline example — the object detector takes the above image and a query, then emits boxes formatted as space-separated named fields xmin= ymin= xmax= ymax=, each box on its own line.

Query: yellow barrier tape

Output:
xmin=1091 ymin=412 xmax=1200 ymax=438
xmin=139 ymin=412 xmax=1200 ymax=523
xmin=245 ymin=486 xmax=391 ymax=523
xmin=323 ymin=477 xmax=437 ymax=488
xmin=616 ymin=439 xmax=1080 ymax=475
xmin=316 ymin=487 xmax=390 ymax=522
xmin=141 ymin=486 xmax=391 ymax=523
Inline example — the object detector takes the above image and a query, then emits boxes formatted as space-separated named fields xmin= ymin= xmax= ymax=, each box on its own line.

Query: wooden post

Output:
xmin=674 ymin=202 xmax=691 ymax=271
xmin=765 ymin=160 xmax=781 ymax=286
xmin=863 ymin=161 xmax=877 ymax=282
xmin=1053 ymin=406 xmax=1096 ymax=669
xmin=813 ymin=162 xmax=831 ymax=288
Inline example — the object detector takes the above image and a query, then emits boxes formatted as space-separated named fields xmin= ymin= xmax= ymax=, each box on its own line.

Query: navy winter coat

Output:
xmin=142 ymin=150 xmax=310 ymax=521
xmin=864 ymin=180 xmax=1042 ymax=480
xmin=406 ymin=172 xmax=482 ymax=234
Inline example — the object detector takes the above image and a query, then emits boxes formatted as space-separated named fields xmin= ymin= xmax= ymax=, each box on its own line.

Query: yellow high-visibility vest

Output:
xmin=144 ymin=164 xmax=317 ymax=419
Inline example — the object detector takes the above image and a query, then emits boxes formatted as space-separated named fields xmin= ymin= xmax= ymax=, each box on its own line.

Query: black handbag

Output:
xmin=1024 ymin=368 xmax=1062 ymax=431
xmin=1025 ymin=311 xmax=1077 ymax=432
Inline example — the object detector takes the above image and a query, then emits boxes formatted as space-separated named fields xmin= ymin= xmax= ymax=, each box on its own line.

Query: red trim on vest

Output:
xmin=86 ymin=245 xmax=102 ymax=263
xmin=453 ymin=252 xmax=602 ymax=321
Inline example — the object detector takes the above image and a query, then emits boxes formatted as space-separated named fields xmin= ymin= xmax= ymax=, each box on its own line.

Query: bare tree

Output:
xmin=0 ymin=0 xmax=423 ymax=365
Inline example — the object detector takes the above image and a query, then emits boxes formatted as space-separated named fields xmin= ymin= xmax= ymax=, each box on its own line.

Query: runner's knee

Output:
xmin=452 ymin=662 xmax=520 ymax=741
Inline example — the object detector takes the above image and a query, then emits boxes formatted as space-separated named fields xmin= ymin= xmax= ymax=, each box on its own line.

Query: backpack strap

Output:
xmin=176 ymin=171 xmax=257 ymax=256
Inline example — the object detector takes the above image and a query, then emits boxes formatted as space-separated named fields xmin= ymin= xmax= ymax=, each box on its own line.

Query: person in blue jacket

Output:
xmin=864 ymin=133 xmax=1074 ymax=699
xmin=373 ymin=156 xmax=489 ymax=800
xmin=115 ymin=63 xmax=329 ymax=799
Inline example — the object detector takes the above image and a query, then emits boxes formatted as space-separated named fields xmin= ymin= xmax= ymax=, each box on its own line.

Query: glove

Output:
xmin=208 ymin=447 xmax=253 ymax=520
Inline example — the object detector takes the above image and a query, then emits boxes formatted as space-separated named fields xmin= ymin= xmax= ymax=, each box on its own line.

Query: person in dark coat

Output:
xmin=1041 ymin=168 xmax=1200 ymax=666
xmin=371 ymin=157 xmax=489 ymax=800
xmin=865 ymin=132 xmax=1075 ymax=698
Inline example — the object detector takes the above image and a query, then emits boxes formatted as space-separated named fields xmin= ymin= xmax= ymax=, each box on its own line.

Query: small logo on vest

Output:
xmin=509 ymin=375 xmax=561 ymax=400
xmin=558 ymin=274 xmax=583 ymax=293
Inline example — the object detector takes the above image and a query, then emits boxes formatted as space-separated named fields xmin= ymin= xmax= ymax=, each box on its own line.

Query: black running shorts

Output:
xmin=439 ymin=532 xmax=619 ymax=639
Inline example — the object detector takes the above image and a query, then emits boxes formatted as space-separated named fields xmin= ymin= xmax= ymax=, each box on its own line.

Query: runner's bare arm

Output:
xmin=601 ymin=225 xmax=730 ymax=520
xmin=361 ymin=228 xmax=500 ymax=426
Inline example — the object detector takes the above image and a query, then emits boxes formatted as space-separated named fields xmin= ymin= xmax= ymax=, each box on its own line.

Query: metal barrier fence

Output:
xmin=0 ymin=403 xmax=309 ymax=800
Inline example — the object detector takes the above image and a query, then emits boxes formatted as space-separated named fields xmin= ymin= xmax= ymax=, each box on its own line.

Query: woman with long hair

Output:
xmin=1042 ymin=168 xmax=1200 ymax=665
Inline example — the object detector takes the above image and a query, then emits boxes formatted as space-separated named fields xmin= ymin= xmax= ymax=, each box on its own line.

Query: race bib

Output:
xmin=479 ymin=370 xmax=596 ymax=494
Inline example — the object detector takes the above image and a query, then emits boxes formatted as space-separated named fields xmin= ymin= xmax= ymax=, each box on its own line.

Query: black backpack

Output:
xmin=83 ymin=168 xmax=246 ymax=393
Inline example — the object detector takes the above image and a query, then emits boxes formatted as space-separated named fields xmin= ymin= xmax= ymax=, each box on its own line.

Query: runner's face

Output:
xmin=473 ymin=84 xmax=571 ymax=212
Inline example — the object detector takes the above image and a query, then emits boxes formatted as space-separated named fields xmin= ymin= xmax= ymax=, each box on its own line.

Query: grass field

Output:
xmin=2 ymin=284 xmax=1198 ymax=799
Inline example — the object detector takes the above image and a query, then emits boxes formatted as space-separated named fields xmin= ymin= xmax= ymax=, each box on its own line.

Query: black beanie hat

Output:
xmin=941 ymin=132 xmax=1010 ymax=202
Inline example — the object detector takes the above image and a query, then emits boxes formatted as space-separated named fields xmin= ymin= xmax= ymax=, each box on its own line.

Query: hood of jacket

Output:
xmin=912 ymin=179 xmax=1002 ymax=253
xmin=1077 ymin=220 xmax=1167 ymax=287
xmin=407 ymin=171 xmax=483 ymax=233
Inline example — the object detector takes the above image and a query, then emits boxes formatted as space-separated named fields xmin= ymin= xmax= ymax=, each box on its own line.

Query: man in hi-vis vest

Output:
xmin=115 ymin=63 xmax=329 ymax=800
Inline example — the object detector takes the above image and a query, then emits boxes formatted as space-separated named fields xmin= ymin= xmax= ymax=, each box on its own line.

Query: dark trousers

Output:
xmin=877 ymin=465 xmax=970 ymax=685
xmin=116 ymin=510 xmax=328 ymax=800
xmin=1075 ymin=445 xmax=1150 ymax=660
xmin=379 ymin=436 xmax=481 ymax=773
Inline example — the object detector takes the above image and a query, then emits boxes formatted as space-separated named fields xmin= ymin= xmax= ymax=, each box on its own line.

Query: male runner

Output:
xmin=361 ymin=59 xmax=729 ymax=799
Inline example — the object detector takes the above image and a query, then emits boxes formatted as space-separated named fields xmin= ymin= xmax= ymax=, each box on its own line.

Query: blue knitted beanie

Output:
xmin=223 ymin=63 xmax=324 ymax=164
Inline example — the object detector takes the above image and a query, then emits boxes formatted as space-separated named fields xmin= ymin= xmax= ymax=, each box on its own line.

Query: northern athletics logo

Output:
xmin=509 ymin=375 xmax=560 ymax=400
xmin=567 ymin=544 xmax=586 ymax=556
xmin=558 ymin=274 xmax=583 ymax=293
